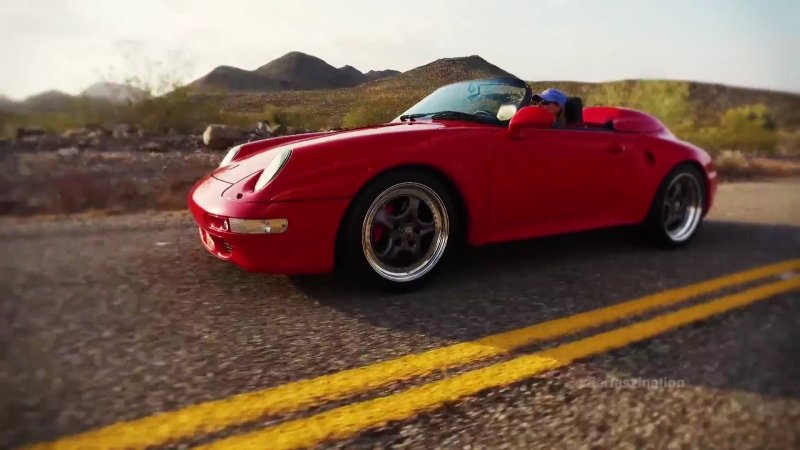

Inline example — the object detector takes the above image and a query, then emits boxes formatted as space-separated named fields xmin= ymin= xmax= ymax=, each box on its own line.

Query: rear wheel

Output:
xmin=339 ymin=171 xmax=458 ymax=291
xmin=645 ymin=164 xmax=706 ymax=247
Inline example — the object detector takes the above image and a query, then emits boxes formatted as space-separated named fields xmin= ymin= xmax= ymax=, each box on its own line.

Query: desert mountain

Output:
xmin=362 ymin=55 xmax=518 ymax=91
xmin=22 ymin=90 xmax=76 ymax=112
xmin=190 ymin=51 xmax=399 ymax=93
xmin=0 ymin=94 xmax=19 ymax=111
xmin=82 ymin=82 xmax=150 ymax=103
xmin=364 ymin=69 xmax=401 ymax=82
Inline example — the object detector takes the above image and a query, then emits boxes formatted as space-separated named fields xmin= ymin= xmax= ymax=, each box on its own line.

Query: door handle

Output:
xmin=605 ymin=144 xmax=625 ymax=154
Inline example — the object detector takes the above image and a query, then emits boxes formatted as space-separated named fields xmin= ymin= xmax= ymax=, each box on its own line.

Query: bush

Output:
xmin=778 ymin=130 xmax=800 ymax=155
xmin=681 ymin=104 xmax=778 ymax=155
xmin=342 ymin=96 xmax=399 ymax=128
xmin=587 ymin=81 xmax=694 ymax=132
xmin=713 ymin=149 xmax=800 ymax=179
xmin=122 ymin=87 xmax=223 ymax=133
xmin=714 ymin=150 xmax=750 ymax=176
xmin=259 ymin=104 xmax=333 ymax=131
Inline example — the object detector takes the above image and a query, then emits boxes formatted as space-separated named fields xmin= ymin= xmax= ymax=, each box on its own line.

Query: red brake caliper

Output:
xmin=373 ymin=204 xmax=393 ymax=242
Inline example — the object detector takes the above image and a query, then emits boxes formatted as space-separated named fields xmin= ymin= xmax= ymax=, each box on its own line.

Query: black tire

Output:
xmin=338 ymin=170 xmax=460 ymax=291
xmin=644 ymin=163 xmax=707 ymax=248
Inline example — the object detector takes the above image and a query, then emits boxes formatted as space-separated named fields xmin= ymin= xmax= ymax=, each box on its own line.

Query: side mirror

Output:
xmin=509 ymin=106 xmax=554 ymax=138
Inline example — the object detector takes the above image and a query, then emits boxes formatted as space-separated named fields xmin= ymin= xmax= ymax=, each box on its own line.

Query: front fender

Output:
xmin=224 ymin=127 xmax=497 ymax=245
xmin=231 ymin=131 xmax=334 ymax=162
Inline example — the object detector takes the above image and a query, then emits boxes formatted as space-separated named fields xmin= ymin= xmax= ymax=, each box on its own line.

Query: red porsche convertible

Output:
xmin=189 ymin=77 xmax=717 ymax=289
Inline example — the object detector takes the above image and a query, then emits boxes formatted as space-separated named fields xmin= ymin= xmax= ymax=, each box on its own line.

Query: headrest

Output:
xmin=564 ymin=97 xmax=583 ymax=125
xmin=496 ymin=104 xmax=518 ymax=121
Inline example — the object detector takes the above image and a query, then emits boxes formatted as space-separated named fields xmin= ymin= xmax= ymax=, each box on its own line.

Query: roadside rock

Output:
xmin=113 ymin=124 xmax=137 ymax=139
xmin=203 ymin=124 xmax=241 ymax=150
xmin=16 ymin=127 xmax=46 ymax=139
xmin=256 ymin=121 xmax=270 ymax=135
xmin=62 ymin=128 xmax=91 ymax=139
xmin=35 ymin=134 xmax=66 ymax=151
xmin=77 ymin=135 xmax=102 ymax=149
xmin=57 ymin=146 xmax=80 ymax=157
xmin=268 ymin=124 xmax=285 ymax=137
xmin=140 ymin=141 xmax=166 ymax=152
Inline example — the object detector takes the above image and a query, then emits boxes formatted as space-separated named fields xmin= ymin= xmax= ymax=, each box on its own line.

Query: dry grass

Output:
xmin=714 ymin=150 xmax=800 ymax=179
xmin=0 ymin=150 xmax=220 ymax=216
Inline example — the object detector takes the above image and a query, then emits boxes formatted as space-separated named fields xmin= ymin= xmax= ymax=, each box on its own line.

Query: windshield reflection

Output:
xmin=397 ymin=78 xmax=531 ymax=123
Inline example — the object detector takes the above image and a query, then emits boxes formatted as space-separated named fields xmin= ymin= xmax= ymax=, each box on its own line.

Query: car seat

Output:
xmin=564 ymin=97 xmax=583 ymax=125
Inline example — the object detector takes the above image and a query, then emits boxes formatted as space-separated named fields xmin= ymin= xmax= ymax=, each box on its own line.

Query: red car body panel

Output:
xmin=189 ymin=176 xmax=349 ymax=274
xmin=188 ymin=106 xmax=717 ymax=275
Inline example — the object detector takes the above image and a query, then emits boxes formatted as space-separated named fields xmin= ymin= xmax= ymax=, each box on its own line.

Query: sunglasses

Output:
xmin=537 ymin=100 xmax=558 ymax=106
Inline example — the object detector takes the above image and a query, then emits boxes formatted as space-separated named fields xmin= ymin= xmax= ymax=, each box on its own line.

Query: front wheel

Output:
xmin=339 ymin=171 xmax=458 ymax=291
xmin=644 ymin=164 xmax=706 ymax=247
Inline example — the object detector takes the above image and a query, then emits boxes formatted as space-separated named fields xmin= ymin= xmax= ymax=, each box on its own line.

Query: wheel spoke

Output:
xmin=393 ymin=197 xmax=417 ymax=222
xmin=673 ymin=183 xmax=683 ymax=199
xmin=667 ymin=210 xmax=684 ymax=229
xmin=407 ymin=239 xmax=421 ymax=257
xmin=375 ymin=238 xmax=393 ymax=258
xmin=418 ymin=222 xmax=435 ymax=236
xmin=374 ymin=209 xmax=395 ymax=229
xmin=408 ymin=197 xmax=421 ymax=221
xmin=666 ymin=186 xmax=675 ymax=201
xmin=388 ymin=242 xmax=404 ymax=261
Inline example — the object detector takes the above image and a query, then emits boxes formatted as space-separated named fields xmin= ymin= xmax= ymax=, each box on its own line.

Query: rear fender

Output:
xmin=634 ymin=136 xmax=717 ymax=220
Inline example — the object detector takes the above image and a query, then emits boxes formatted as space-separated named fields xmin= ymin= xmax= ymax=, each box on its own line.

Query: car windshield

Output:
xmin=396 ymin=78 xmax=531 ymax=124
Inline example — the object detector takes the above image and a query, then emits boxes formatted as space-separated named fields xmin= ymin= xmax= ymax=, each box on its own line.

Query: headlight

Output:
xmin=254 ymin=148 xmax=292 ymax=191
xmin=219 ymin=144 xmax=242 ymax=167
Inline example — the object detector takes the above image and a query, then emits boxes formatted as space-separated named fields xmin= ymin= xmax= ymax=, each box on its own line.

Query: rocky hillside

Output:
xmin=190 ymin=51 xmax=399 ymax=93
xmin=363 ymin=55 xmax=517 ymax=91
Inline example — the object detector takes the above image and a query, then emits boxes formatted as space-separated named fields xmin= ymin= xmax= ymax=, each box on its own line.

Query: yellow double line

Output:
xmin=30 ymin=260 xmax=800 ymax=450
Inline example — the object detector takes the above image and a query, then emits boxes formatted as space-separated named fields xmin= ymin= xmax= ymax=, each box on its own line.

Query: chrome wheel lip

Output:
xmin=362 ymin=182 xmax=449 ymax=283
xmin=663 ymin=173 xmax=703 ymax=242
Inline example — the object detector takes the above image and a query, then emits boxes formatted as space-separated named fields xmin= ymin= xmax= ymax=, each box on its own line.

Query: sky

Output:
xmin=1 ymin=0 xmax=798 ymax=99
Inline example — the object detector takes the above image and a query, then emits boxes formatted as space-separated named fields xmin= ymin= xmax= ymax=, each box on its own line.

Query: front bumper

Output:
xmin=188 ymin=176 xmax=350 ymax=275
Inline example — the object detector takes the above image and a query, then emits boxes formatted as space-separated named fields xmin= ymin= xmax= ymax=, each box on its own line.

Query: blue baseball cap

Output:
xmin=532 ymin=88 xmax=567 ymax=108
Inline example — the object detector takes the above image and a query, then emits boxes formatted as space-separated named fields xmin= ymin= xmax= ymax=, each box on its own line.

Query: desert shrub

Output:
xmin=586 ymin=81 xmax=633 ymax=108
xmin=2 ymin=111 xmax=94 ymax=138
xmin=586 ymin=83 xmax=779 ymax=156
xmin=122 ymin=87 xmax=223 ymax=133
xmin=777 ymin=130 xmax=800 ymax=155
xmin=682 ymin=104 xmax=778 ymax=155
xmin=0 ymin=96 xmax=128 ymax=137
xmin=714 ymin=149 xmax=750 ymax=176
xmin=259 ymin=104 xmax=333 ymax=131
xmin=342 ymin=96 xmax=399 ymax=128
xmin=713 ymin=149 xmax=800 ymax=179
xmin=587 ymin=81 xmax=695 ymax=132
xmin=717 ymin=104 xmax=778 ymax=153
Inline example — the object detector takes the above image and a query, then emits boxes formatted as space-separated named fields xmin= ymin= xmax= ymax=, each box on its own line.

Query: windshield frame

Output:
xmin=395 ymin=77 xmax=532 ymax=126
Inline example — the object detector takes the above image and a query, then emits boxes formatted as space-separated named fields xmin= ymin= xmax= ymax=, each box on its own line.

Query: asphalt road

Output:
xmin=2 ymin=180 xmax=799 ymax=449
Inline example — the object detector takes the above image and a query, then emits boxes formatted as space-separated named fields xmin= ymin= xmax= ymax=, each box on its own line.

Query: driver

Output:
xmin=532 ymin=88 xmax=568 ymax=127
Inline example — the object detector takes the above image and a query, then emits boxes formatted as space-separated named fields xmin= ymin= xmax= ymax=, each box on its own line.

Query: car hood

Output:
xmin=211 ymin=121 xmax=465 ymax=183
